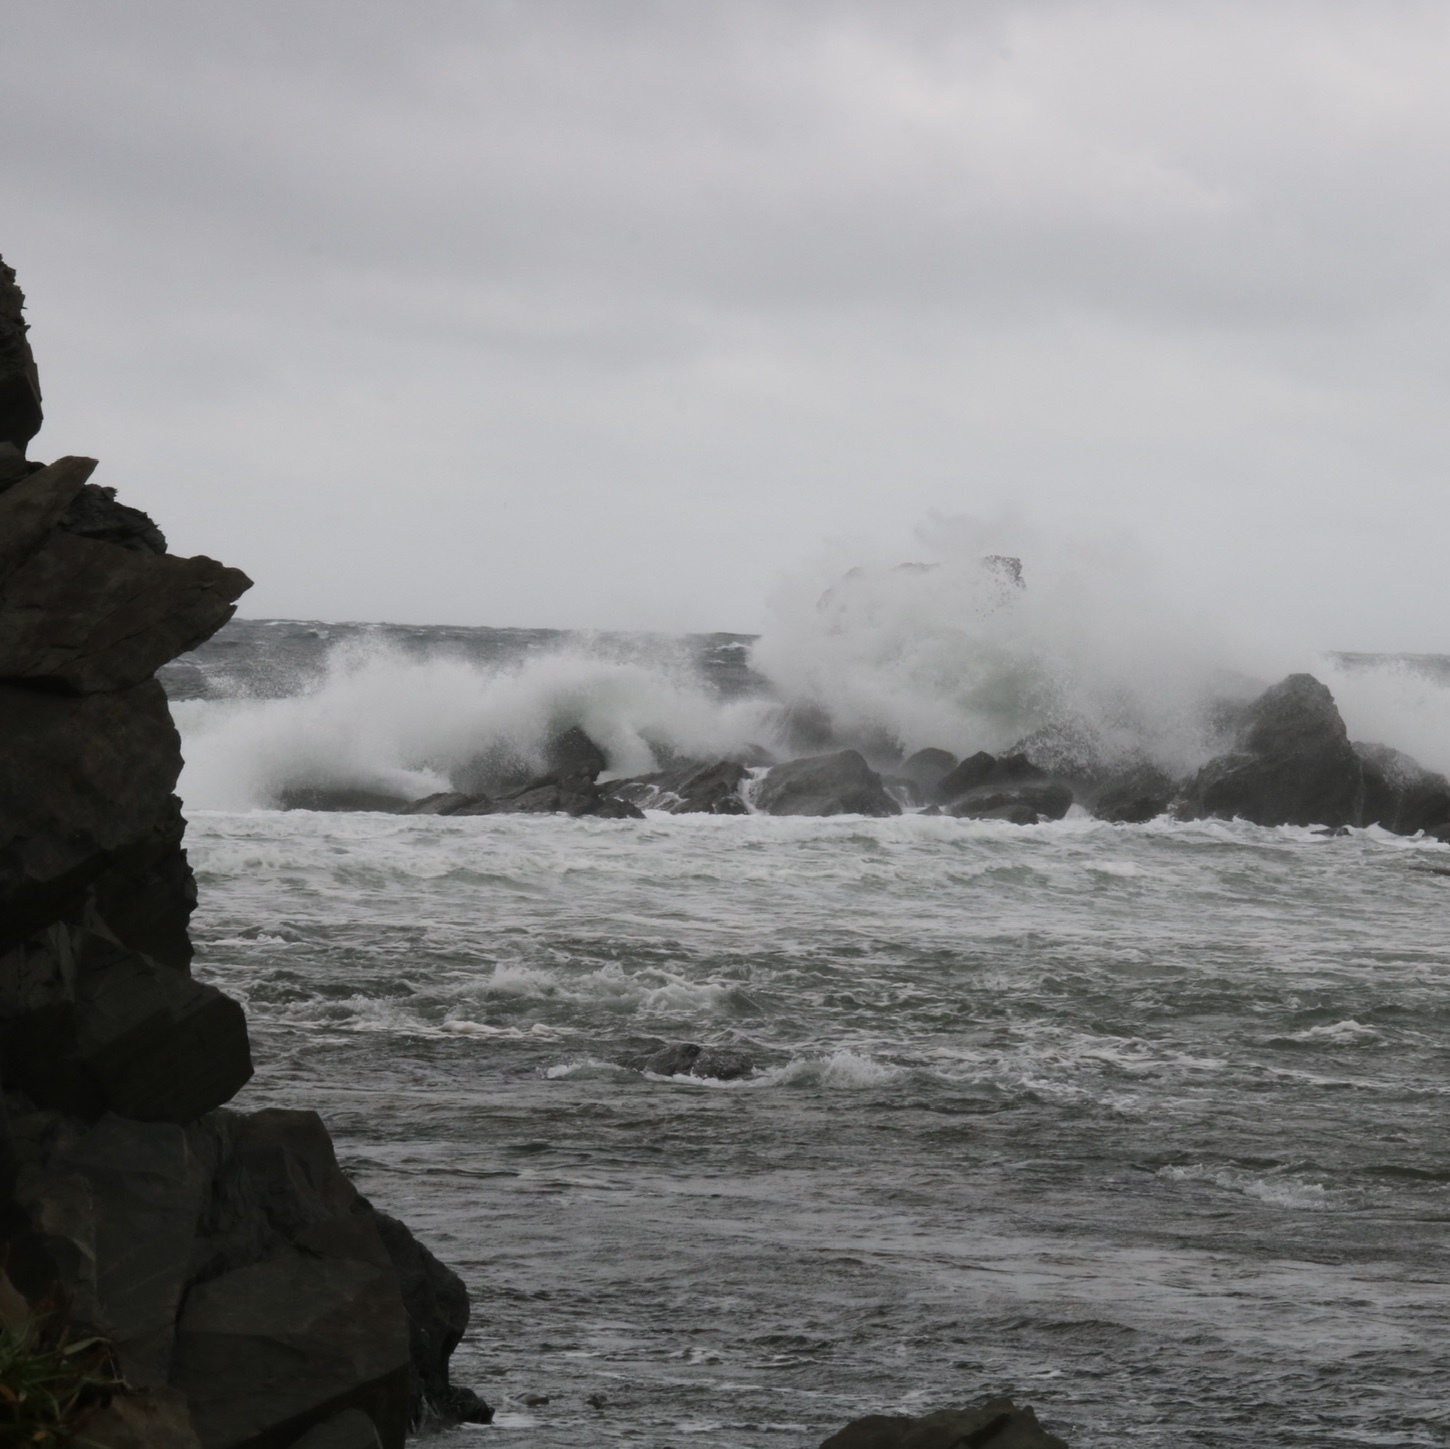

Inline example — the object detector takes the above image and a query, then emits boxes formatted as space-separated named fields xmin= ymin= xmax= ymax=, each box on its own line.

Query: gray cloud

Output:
xmin=4 ymin=0 xmax=1450 ymax=645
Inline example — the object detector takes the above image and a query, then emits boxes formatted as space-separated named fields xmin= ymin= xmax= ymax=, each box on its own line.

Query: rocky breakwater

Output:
xmin=0 ymin=255 xmax=489 ymax=1448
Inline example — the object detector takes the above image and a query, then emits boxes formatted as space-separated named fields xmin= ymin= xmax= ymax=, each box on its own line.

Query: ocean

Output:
xmin=169 ymin=616 xmax=1450 ymax=1448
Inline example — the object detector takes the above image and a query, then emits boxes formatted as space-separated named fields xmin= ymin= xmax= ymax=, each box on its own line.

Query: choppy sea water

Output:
xmin=186 ymin=806 xmax=1450 ymax=1448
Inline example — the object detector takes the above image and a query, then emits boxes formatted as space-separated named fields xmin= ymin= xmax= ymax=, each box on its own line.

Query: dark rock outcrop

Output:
xmin=0 ymin=253 xmax=487 ymax=1448
xmin=1090 ymin=763 xmax=1176 ymax=824
xmin=1186 ymin=674 xmax=1362 ymax=828
xmin=755 ymin=750 xmax=902 ymax=818
xmin=607 ymin=759 xmax=750 ymax=815
xmin=1355 ymin=742 xmax=1450 ymax=836
xmin=932 ymin=751 xmax=1073 ymax=824
xmin=818 ymin=1398 xmax=1069 ymax=1448
xmin=947 ymin=782 xmax=1074 ymax=825
xmin=897 ymin=748 xmax=959 ymax=796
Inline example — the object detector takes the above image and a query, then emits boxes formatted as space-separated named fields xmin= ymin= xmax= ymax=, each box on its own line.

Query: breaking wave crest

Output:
xmin=172 ymin=519 xmax=1450 ymax=809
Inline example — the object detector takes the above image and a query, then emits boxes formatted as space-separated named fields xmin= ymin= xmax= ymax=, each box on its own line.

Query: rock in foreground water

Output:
xmin=755 ymin=749 xmax=901 ymax=817
xmin=818 ymin=1398 xmax=1069 ymax=1448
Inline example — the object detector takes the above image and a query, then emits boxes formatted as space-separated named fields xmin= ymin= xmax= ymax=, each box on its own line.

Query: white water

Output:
xmin=173 ymin=527 xmax=1450 ymax=811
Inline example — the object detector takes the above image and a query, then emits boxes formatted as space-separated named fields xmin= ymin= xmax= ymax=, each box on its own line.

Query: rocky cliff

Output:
xmin=0 ymin=255 xmax=489 ymax=1448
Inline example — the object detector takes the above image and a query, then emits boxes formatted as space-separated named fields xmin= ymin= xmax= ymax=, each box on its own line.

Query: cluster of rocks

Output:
xmin=0 ymin=255 xmax=487 ymax=1448
xmin=291 ymin=669 xmax=1450 ymax=840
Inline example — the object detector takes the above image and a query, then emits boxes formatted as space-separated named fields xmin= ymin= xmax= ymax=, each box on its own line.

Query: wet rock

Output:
xmin=545 ymin=725 xmax=607 ymax=782
xmin=935 ymin=751 xmax=1044 ymax=806
xmin=399 ymin=792 xmax=484 ymax=816
xmin=1186 ymin=674 xmax=1363 ymax=828
xmin=360 ymin=1205 xmax=493 ymax=1427
xmin=629 ymin=1042 xmax=753 ymax=1081
xmin=608 ymin=759 xmax=750 ymax=815
xmin=276 ymin=787 xmax=411 ymax=813
xmin=755 ymin=750 xmax=901 ymax=818
xmin=1355 ymin=742 xmax=1450 ymax=835
xmin=1090 ymin=763 xmax=1176 ymax=824
xmin=898 ymin=749 xmax=959 ymax=795
xmin=818 ymin=1398 xmax=1069 ymax=1449
xmin=948 ymin=782 xmax=1074 ymax=824
xmin=0 ymin=922 xmax=253 ymax=1123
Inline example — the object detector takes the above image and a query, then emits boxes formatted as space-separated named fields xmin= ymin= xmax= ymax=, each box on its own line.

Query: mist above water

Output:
xmin=172 ymin=520 xmax=1450 ymax=811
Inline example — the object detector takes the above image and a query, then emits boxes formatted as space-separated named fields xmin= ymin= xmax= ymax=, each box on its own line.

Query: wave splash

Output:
xmin=173 ymin=519 xmax=1450 ymax=810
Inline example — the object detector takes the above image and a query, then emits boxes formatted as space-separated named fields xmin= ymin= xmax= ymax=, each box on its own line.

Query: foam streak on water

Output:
xmin=187 ymin=809 xmax=1450 ymax=1448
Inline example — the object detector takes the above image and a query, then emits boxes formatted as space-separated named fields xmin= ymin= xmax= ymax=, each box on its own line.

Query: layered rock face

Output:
xmin=0 ymin=256 xmax=487 ymax=1447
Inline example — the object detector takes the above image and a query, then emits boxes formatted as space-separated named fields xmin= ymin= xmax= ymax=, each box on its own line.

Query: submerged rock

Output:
xmin=278 ymin=786 xmax=412 ymax=813
xmin=755 ymin=750 xmax=901 ymax=818
xmin=627 ymin=1042 xmax=754 ymax=1080
xmin=818 ymin=1398 xmax=1069 ymax=1448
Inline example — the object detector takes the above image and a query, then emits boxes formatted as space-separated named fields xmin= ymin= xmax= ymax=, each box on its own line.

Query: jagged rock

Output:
xmin=361 ymin=1206 xmax=492 ymax=1427
xmin=1355 ymin=742 xmax=1450 ymax=835
xmin=0 ymin=922 xmax=253 ymax=1123
xmin=0 ymin=510 xmax=250 ymax=693
xmin=291 ymin=1409 xmax=384 ymax=1449
xmin=0 ymin=679 xmax=183 ymax=948
xmin=59 ymin=483 xmax=168 ymax=555
xmin=0 ymin=254 xmax=42 ymax=455
xmin=276 ymin=787 xmax=410 ymax=813
xmin=818 ymin=1398 xmax=1069 ymax=1449
xmin=0 ymin=456 xmax=97 ymax=583
xmin=545 ymin=724 xmax=607 ymax=782
xmin=1186 ymin=674 xmax=1362 ymax=828
xmin=628 ymin=1042 xmax=753 ymax=1080
xmin=1091 ymin=763 xmax=1176 ymax=824
xmin=755 ymin=750 xmax=902 ymax=818
xmin=607 ymin=759 xmax=750 ymax=814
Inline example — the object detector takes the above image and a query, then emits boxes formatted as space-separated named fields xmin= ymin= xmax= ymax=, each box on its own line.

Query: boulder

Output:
xmin=0 ymin=923 xmax=253 ymax=1123
xmin=629 ymin=1042 xmax=753 ymax=1081
xmin=818 ymin=1398 xmax=1069 ymax=1449
xmin=82 ymin=1387 xmax=203 ymax=1449
xmin=1090 ymin=763 xmax=1176 ymax=824
xmin=935 ymin=751 xmax=1044 ymax=806
xmin=1186 ymin=674 xmax=1362 ymax=828
xmin=170 ymin=1231 xmax=412 ymax=1449
xmin=948 ymin=782 xmax=1074 ymax=825
xmin=544 ymin=725 xmax=606 ymax=782
xmin=898 ymin=749 xmax=958 ymax=796
xmin=1355 ymin=742 xmax=1450 ymax=835
xmin=755 ymin=751 xmax=902 ymax=818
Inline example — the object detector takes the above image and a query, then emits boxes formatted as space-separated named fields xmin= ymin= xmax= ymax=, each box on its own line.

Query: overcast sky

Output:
xmin=4 ymin=0 xmax=1450 ymax=647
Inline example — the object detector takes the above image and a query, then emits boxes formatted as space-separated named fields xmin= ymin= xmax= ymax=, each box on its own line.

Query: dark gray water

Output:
xmin=186 ymin=805 xmax=1450 ymax=1448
